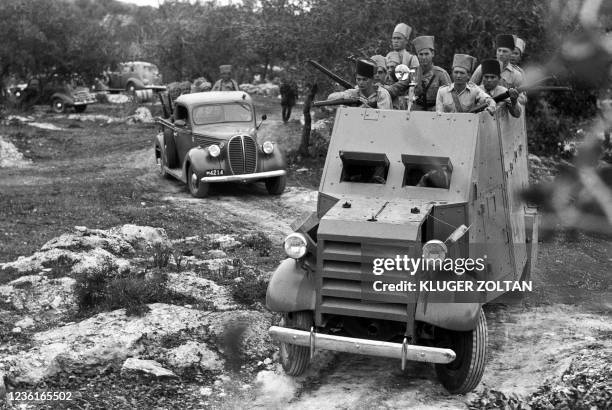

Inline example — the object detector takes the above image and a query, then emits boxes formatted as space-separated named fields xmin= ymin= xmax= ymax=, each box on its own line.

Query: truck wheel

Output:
xmin=279 ymin=311 xmax=312 ymax=376
xmin=188 ymin=165 xmax=209 ymax=198
xmin=126 ymin=82 xmax=136 ymax=94
xmin=51 ymin=98 xmax=66 ymax=113
xmin=265 ymin=175 xmax=286 ymax=195
xmin=74 ymin=105 xmax=87 ymax=113
xmin=163 ymin=130 xmax=178 ymax=168
xmin=434 ymin=307 xmax=487 ymax=394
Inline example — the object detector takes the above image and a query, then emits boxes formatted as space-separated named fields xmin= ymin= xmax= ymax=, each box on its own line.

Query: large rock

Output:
xmin=2 ymin=304 xmax=208 ymax=385
xmin=106 ymin=225 xmax=169 ymax=250
xmin=121 ymin=358 xmax=177 ymax=379
xmin=0 ymin=275 xmax=76 ymax=319
xmin=167 ymin=272 xmax=237 ymax=311
xmin=41 ymin=228 xmax=134 ymax=255
xmin=203 ymin=234 xmax=241 ymax=250
xmin=163 ymin=341 xmax=223 ymax=373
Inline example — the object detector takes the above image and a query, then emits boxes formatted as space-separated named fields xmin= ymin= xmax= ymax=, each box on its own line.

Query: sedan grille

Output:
xmin=227 ymin=135 xmax=257 ymax=175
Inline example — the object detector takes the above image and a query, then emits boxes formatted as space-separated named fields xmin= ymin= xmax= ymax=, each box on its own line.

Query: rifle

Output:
xmin=306 ymin=60 xmax=354 ymax=90
xmin=312 ymin=98 xmax=362 ymax=107
xmin=469 ymin=85 xmax=572 ymax=113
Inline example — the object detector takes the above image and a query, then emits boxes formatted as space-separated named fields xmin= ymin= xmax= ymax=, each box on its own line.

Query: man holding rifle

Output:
xmin=471 ymin=34 xmax=524 ymax=89
xmin=479 ymin=59 xmax=522 ymax=118
xmin=327 ymin=59 xmax=392 ymax=109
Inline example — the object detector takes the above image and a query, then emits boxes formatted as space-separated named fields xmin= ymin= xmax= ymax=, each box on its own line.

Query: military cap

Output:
xmin=452 ymin=54 xmax=477 ymax=73
xmin=356 ymin=59 xmax=376 ymax=78
xmin=370 ymin=55 xmax=387 ymax=71
xmin=481 ymin=59 xmax=501 ymax=76
xmin=219 ymin=65 xmax=232 ymax=73
xmin=385 ymin=51 xmax=402 ymax=66
xmin=412 ymin=36 xmax=435 ymax=52
xmin=513 ymin=36 xmax=526 ymax=54
xmin=393 ymin=23 xmax=412 ymax=40
xmin=496 ymin=34 xmax=515 ymax=50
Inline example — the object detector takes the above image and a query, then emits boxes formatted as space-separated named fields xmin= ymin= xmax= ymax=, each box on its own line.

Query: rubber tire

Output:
xmin=74 ymin=105 xmax=87 ymax=113
xmin=279 ymin=311 xmax=313 ymax=376
xmin=52 ymin=98 xmax=66 ymax=113
xmin=265 ymin=175 xmax=287 ymax=195
xmin=163 ymin=130 xmax=178 ymax=168
xmin=434 ymin=307 xmax=488 ymax=394
xmin=126 ymin=82 xmax=136 ymax=94
xmin=188 ymin=165 xmax=209 ymax=198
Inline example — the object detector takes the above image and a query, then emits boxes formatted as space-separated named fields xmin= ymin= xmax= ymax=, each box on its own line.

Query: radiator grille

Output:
xmin=227 ymin=135 xmax=257 ymax=175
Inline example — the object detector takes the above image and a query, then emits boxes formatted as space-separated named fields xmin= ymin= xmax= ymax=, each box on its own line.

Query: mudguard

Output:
xmin=266 ymin=258 xmax=316 ymax=312
xmin=127 ymin=78 xmax=145 ymax=89
xmin=50 ymin=92 xmax=74 ymax=105
xmin=259 ymin=148 xmax=287 ymax=173
xmin=184 ymin=148 xmax=223 ymax=179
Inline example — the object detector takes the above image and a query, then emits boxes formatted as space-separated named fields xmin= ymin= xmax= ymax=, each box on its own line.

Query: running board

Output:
xmin=269 ymin=326 xmax=456 ymax=367
xmin=165 ymin=167 xmax=184 ymax=182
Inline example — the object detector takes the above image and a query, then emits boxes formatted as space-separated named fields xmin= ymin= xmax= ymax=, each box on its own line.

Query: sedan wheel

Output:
xmin=265 ymin=175 xmax=287 ymax=195
xmin=52 ymin=98 xmax=66 ymax=113
xmin=188 ymin=165 xmax=209 ymax=198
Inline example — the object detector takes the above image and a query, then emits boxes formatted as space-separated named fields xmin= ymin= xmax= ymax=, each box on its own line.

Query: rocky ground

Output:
xmin=0 ymin=96 xmax=610 ymax=409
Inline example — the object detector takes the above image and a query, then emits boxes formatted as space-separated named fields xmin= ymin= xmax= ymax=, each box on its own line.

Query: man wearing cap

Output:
xmin=412 ymin=36 xmax=451 ymax=111
xmin=510 ymin=36 xmax=526 ymax=75
xmin=470 ymin=34 xmax=523 ymax=89
xmin=387 ymin=23 xmax=419 ymax=70
xmin=370 ymin=55 xmax=388 ymax=86
xmin=212 ymin=65 xmax=239 ymax=91
xmin=327 ymin=59 xmax=392 ymax=110
xmin=436 ymin=54 xmax=496 ymax=114
xmin=479 ymin=59 xmax=521 ymax=118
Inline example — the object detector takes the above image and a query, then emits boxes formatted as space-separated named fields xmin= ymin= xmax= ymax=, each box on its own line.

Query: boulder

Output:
xmin=3 ymin=304 xmax=208 ymax=385
xmin=167 ymin=272 xmax=237 ymax=311
xmin=0 ymin=276 xmax=76 ymax=319
xmin=41 ymin=229 xmax=134 ymax=255
xmin=203 ymin=234 xmax=241 ymax=250
xmin=128 ymin=107 xmax=154 ymax=124
xmin=107 ymin=225 xmax=169 ymax=250
xmin=163 ymin=341 xmax=223 ymax=373
xmin=14 ymin=316 xmax=35 ymax=329
xmin=121 ymin=358 xmax=177 ymax=379
xmin=106 ymin=94 xmax=131 ymax=104
xmin=206 ymin=249 xmax=227 ymax=259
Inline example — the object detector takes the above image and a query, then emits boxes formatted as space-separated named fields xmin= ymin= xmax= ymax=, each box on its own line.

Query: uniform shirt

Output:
xmin=413 ymin=65 xmax=451 ymax=111
xmin=470 ymin=62 xmax=523 ymax=89
xmin=212 ymin=79 xmax=239 ymax=91
xmin=328 ymin=86 xmax=392 ymax=110
xmin=436 ymin=82 xmax=495 ymax=113
xmin=480 ymin=84 xmax=522 ymax=118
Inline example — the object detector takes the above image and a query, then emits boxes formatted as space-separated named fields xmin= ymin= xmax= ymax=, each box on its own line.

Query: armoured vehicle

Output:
xmin=105 ymin=61 xmax=165 ymax=93
xmin=266 ymin=106 xmax=539 ymax=393
xmin=154 ymin=91 xmax=287 ymax=198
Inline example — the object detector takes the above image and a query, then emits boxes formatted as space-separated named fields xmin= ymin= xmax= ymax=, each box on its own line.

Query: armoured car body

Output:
xmin=266 ymin=107 xmax=539 ymax=393
xmin=154 ymin=91 xmax=287 ymax=197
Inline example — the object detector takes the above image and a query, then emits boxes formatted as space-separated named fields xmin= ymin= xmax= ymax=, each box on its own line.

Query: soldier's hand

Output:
xmin=358 ymin=96 xmax=369 ymax=106
xmin=486 ymin=105 xmax=496 ymax=116
xmin=508 ymin=88 xmax=519 ymax=102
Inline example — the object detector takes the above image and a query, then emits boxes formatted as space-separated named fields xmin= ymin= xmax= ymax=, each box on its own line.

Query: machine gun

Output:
xmin=469 ymin=85 xmax=572 ymax=113
xmin=313 ymin=98 xmax=362 ymax=107
xmin=306 ymin=60 xmax=354 ymax=90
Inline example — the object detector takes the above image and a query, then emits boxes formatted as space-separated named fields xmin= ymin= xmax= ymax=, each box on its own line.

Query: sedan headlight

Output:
xmin=284 ymin=233 xmax=307 ymax=259
xmin=422 ymin=240 xmax=447 ymax=261
xmin=208 ymin=144 xmax=221 ymax=158
xmin=262 ymin=141 xmax=274 ymax=154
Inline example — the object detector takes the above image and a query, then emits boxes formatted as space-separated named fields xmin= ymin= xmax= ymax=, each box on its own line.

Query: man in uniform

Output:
xmin=280 ymin=74 xmax=299 ymax=123
xmin=436 ymin=54 xmax=496 ymax=114
xmin=327 ymin=59 xmax=392 ymax=109
xmin=411 ymin=36 xmax=451 ymax=111
xmin=479 ymin=59 xmax=521 ymax=118
xmin=387 ymin=23 xmax=419 ymax=70
xmin=471 ymin=34 xmax=523 ymax=89
xmin=212 ymin=65 xmax=239 ymax=91
xmin=510 ymin=36 xmax=526 ymax=75
xmin=370 ymin=55 xmax=388 ymax=86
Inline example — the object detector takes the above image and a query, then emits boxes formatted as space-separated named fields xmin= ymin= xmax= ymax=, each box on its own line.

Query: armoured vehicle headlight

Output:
xmin=208 ymin=144 xmax=221 ymax=158
xmin=284 ymin=233 xmax=307 ymax=259
xmin=422 ymin=240 xmax=447 ymax=261
xmin=262 ymin=141 xmax=274 ymax=154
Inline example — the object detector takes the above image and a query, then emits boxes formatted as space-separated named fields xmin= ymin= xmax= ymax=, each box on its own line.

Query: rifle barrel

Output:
xmin=307 ymin=60 xmax=354 ymax=90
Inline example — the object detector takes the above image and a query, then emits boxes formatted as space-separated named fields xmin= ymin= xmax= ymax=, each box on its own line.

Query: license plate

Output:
xmin=205 ymin=169 xmax=225 ymax=177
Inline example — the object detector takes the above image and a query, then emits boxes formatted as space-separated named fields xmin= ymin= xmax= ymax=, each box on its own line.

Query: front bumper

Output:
xmin=201 ymin=169 xmax=286 ymax=183
xmin=269 ymin=326 xmax=456 ymax=365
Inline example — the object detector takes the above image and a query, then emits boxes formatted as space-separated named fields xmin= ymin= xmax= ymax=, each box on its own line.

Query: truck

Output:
xmin=265 ymin=106 xmax=539 ymax=394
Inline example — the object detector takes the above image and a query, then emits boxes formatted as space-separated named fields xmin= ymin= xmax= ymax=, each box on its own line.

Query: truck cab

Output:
xmin=266 ymin=107 xmax=538 ymax=393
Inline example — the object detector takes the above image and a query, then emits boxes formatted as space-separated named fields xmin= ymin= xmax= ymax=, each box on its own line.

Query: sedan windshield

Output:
xmin=192 ymin=103 xmax=253 ymax=125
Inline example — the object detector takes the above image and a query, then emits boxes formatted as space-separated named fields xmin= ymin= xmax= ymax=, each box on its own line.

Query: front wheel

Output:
xmin=126 ymin=82 xmax=136 ymax=94
xmin=51 ymin=98 xmax=66 ymax=113
xmin=265 ymin=175 xmax=286 ymax=195
xmin=188 ymin=165 xmax=209 ymax=198
xmin=434 ymin=307 xmax=488 ymax=394
xmin=279 ymin=311 xmax=313 ymax=376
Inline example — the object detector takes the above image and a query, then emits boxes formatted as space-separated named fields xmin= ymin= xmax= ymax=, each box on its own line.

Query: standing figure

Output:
xmin=212 ymin=65 xmax=239 ymax=91
xmin=411 ymin=36 xmax=451 ymax=111
xmin=327 ymin=59 xmax=392 ymax=110
xmin=387 ymin=23 xmax=419 ymax=70
xmin=479 ymin=59 xmax=521 ymax=118
xmin=370 ymin=55 xmax=388 ymax=86
xmin=471 ymin=34 xmax=523 ymax=89
xmin=510 ymin=36 xmax=526 ymax=75
xmin=436 ymin=54 xmax=496 ymax=114
xmin=280 ymin=75 xmax=299 ymax=123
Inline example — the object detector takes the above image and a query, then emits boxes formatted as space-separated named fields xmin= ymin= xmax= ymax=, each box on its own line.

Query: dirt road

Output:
xmin=1 ymin=99 xmax=610 ymax=409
